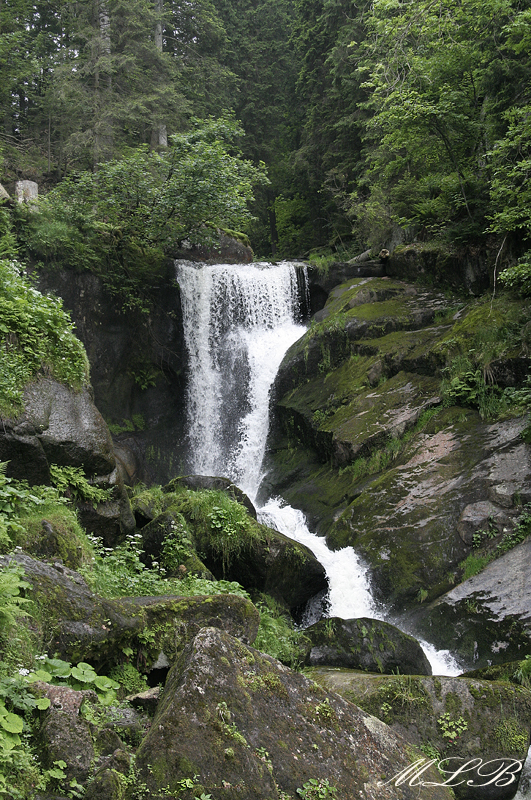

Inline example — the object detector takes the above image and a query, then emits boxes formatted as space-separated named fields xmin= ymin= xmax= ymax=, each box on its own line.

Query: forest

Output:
xmin=1 ymin=0 xmax=531 ymax=295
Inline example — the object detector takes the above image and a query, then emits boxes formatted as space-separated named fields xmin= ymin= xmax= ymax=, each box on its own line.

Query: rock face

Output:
xmin=309 ymin=668 xmax=531 ymax=800
xmin=0 ymin=377 xmax=134 ymax=542
xmin=412 ymin=536 xmax=531 ymax=668
xmin=135 ymin=626 xmax=453 ymax=800
xmin=265 ymin=275 xmax=531 ymax=633
xmin=305 ymin=617 xmax=432 ymax=675
xmin=35 ymin=264 xmax=187 ymax=486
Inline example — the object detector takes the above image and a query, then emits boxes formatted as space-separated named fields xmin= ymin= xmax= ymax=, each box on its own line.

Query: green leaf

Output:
xmin=0 ymin=712 xmax=24 ymax=734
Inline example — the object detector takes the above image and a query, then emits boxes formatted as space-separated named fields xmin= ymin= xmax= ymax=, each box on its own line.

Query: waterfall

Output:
xmin=178 ymin=260 xmax=305 ymax=499
xmin=177 ymin=259 xmax=461 ymax=676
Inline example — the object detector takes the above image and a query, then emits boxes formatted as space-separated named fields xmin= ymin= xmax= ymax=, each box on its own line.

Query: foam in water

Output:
xmin=177 ymin=260 xmax=305 ymax=499
xmin=177 ymin=258 xmax=462 ymax=676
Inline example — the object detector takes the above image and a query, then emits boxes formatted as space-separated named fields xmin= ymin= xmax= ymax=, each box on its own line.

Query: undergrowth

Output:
xmin=0 ymin=258 xmax=89 ymax=417
xmin=438 ymin=297 xmax=531 ymax=419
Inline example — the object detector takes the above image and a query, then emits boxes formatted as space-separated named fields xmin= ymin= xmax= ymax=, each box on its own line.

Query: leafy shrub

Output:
xmin=81 ymin=531 xmax=250 ymax=601
xmin=49 ymin=464 xmax=114 ymax=508
xmin=0 ymin=259 xmax=89 ymax=416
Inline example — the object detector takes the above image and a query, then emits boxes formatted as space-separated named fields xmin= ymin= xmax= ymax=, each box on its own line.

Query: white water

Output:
xmin=177 ymin=259 xmax=461 ymax=676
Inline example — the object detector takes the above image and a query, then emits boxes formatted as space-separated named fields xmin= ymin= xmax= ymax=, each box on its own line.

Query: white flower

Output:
xmin=18 ymin=668 xmax=30 ymax=676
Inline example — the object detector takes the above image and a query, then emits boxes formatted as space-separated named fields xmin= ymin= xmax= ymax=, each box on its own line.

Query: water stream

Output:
xmin=177 ymin=259 xmax=460 ymax=676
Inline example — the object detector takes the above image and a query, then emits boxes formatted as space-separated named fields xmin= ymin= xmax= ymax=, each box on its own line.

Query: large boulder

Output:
xmin=308 ymin=668 xmax=531 ymax=800
xmin=135 ymin=626 xmax=453 ymax=800
xmin=304 ymin=617 xmax=432 ymax=675
xmin=0 ymin=377 xmax=134 ymax=542
xmin=138 ymin=484 xmax=328 ymax=613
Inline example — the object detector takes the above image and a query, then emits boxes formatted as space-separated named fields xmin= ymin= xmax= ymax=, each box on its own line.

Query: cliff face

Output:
xmin=36 ymin=262 xmax=188 ymax=485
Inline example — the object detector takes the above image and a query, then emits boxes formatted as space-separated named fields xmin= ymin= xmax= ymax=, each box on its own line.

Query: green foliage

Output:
xmin=438 ymin=298 xmax=530 ymax=419
xmin=109 ymin=662 xmax=149 ymax=698
xmin=81 ymin=530 xmax=250 ymax=601
xmin=25 ymin=118 xmax=268 ymax=311
xmin=499 ymin=254 xmax=531 ymax=297
xmin=253 ymin=596 xmax=308 ymax=669
xmin=0 ymin=563 xmax=31 ymax=630
xmin=513 ymin=654 xmax=531 ymax=690
xmin=0 ymin=259 xmax=89 ymax=417
xmin=437 ymin=712 xmax=468 ymax=743
xmin=207 ymin=500 xmax=256 ymax=574
xmin=0 ymin=462 xmax=48 ymax=550
xmin=297 ymin=778 xmax=338 ymax=799
xmin=25 ymin=655 xmax=120 ymax=705
xmin=49 ymin=464 xmax=114 ymax=508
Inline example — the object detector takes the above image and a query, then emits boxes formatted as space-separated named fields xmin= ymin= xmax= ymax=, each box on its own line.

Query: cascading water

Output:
xmin=177 ymin=259 xmax=460 ymax=676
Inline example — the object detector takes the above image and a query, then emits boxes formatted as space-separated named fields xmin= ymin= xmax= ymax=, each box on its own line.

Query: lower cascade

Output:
xmin=177 ymin=258 xmax=460 ymax=676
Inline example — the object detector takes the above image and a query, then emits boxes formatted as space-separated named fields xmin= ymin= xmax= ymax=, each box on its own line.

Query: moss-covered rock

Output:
xmin=0 ymin=377 xmax=135 ymax=543
xmin=135 ymin=626 xmax=454 ymax=800
xmin=157 ymin=486 xmax=327 ymax=612
xmin=307 ymin=668 xmax=531 ymax=800
xmin=0 ymin=552 xmax=260 ymax=672
xmin=9 ymin=508 xmax=92 ymax=569
xmin=304 ymin=617 xmax=432 ymax=675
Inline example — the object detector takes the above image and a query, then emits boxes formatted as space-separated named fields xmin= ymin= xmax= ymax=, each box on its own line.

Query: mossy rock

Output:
xmin=0 ymin=552 xmax=259 ymax=674
xmin=139 ymin=510 xmax=213 ymax=578
xmin=10 ymin=509 xmax=92 ymax=569
xmin=135 ymin=626 xmax=454 ymax=800
xmin=119 ymin=593 xmax=260 ymax=667
xmin=307 ymin=668 xmax=531 ymax=800
xmin=157 ymin=487 xmax=327 ymax=612
xmin=304 ymin=617 xmax=432 ymax=675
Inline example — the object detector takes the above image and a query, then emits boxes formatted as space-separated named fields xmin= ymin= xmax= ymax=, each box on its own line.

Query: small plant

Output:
xmin=49 ymin=464 xmax=114 ymax=508
xmin=514 ymin=654 xmax=531 ymax=690
xmin=297 ymin=777 xmax=338 ymax=799
xmin=437 ymin=712 xmax=468 ymax=742
xmin=0 ymin=564 xmax=32 ymax=629
xmin=25 ymin=656 xmax=120 ymax=705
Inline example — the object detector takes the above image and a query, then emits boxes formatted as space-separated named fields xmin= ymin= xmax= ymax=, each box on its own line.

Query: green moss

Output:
xmin=493 ymin=718 xmax=529 ymax=755
xmin=13 ymin=507 xmax=93 ymax=569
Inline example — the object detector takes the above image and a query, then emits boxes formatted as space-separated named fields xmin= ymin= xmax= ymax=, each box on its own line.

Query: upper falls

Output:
xmin=177 ymin=260 xmax=307 ymax=501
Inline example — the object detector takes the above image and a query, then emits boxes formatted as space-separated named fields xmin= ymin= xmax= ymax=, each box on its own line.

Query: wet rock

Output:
xmin=35 ymin=264 xmax=187 ymax=487
xmin=135 ymin=626 xmax=453 ymax=800
xmin=308 ymin=668 xmax=531 ymax=800
xmin=304 ymin=617 xmax=432 ymax=675
xmin=413 ymin=536 xmax=531 ymax=668
xmin=457 ymin=501 xmax=512 ymax=545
